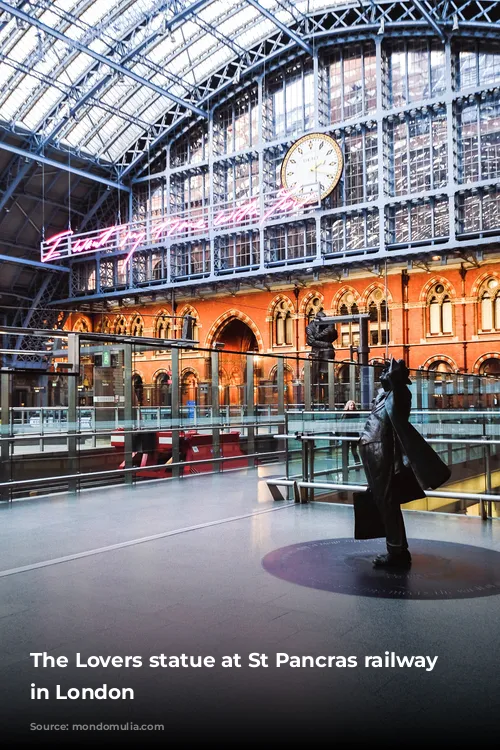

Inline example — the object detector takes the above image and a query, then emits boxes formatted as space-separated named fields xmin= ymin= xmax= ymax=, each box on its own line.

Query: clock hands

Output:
xmin=310 ymin=165 xmax=334 ymax=176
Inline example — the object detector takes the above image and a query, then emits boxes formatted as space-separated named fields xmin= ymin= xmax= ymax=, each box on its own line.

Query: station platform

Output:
xmin=0 ymin=467 xmax=499 ymax=742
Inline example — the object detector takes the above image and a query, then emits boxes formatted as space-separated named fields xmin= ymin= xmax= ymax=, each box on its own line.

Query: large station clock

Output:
xmin=280 ymin=132 xmax=343 ymax=202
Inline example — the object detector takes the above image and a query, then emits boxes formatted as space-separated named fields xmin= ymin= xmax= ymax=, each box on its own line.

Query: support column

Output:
xmin=304 ymin=359 xmax=311 ymax=411
xmin=328 ymin=361 xmax=335 ymax=410
xmin=277 ymin=357 xmax=285 ymax=419
xmin=359 ymin=316 xmax=371 ymax=408
xmin=0 ymin=371 xmax=12 ymax=502
xmin=211 ymin=350 xmax=221 ymax=472
xmin=171 ymin=346 xmax=180 ymax=478
xmin=123 ymin=342 xmax=133 ymax=487
xmin=246 ymin=355 xmax=255 ymax=467
xmin=67 ymin=374 xmax=78 ymax=494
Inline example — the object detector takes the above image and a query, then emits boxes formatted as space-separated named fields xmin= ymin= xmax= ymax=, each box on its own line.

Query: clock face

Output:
xmin=280 ymin=133 xmax=343 ymax=202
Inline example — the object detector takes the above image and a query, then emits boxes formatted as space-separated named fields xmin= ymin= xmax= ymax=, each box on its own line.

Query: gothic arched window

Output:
xmin=304 ymin=296 xmax=324 ymax=332
xmin=479 ymin=278 xmax=500 ymax=332
xmin=95 ymin=317 xmax=110 ymax=334
xmin=337 ymin=292 xmax=360 ymax=348
xmin=155 ymin=312 xmax=171 ymax=340
xmin=428 ymin=283 xmax=452 ymax=335
xmin=114 ymin=316 xmax=128 ymax=335
xmin=273 ymin=299 xmax=294 ymax=346
xmin=366 ymin=289 xmax=389 ymax=346
xmin=73 ymin=318 xmax=89 ymax=333
xmin=130 ymin=315 xmax=144 ymax=337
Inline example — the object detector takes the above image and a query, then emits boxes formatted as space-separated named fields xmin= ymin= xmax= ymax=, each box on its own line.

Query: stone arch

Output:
xmin=266 ymin=294 xmax=295 ymax=320
xmin=178 ymin=304 xmax=200 ymax=320
xmin=331 ymin=286 xmax=361 ymax=311
xmin=129 ymin=312 xmax=145 ymax=337
xmin=180 ymin=366 xmax=199 ymax=379
xmin=132 ymin=370 xmax=145 ymax=406
xmin=73 ymin=316 xmax=91 ymax=333
xmin=471 ymin=271 xmax=500 ymax=298
xmin=152 ymin=368 xmax=172 ymax=407
xmin=421 ymin=354 xmax=459 ymax=372
xmin=180 ymin=366 xmax=199 ymax=405
xmin=153 ymin=368 xmax=171 ymax=382
xmin=113 ymin=314 xmax=128 ymax=335
xmin=299 ymin=290 xmax=324 ymax=316
xmin=178 ymin=304 xmax=200 ymax=340
xmin=154 ymin=309 xmax=172 ymax=339
xmin=205 ymin=310 xmax=264 ymax=352
xmin=360 ymin=282 xmax=394 ymax=310
xmin=267 ymin=362 xmax=294 ymax=380
xmin=419 ymin=276 xmax=456 ymax=304
xmin=95 ymin=316 xmax=111 ymax=334
xmin=269 ymin=295 xmax=295 ymax=347
xmin=472 ymin=352 xmax=500 ymax=375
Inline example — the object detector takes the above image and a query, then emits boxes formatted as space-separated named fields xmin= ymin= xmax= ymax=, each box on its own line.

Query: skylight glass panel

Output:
xmin=24 ymin=88 xmax=62 ymax=129
xmin=54 ymin=0 xmax=85 ymax=14
xmin=55 ymin=53 xmax=94 ymax=86
xmin=167 ymin=50 xmax=195 ymax=77
xmin=116 ymin=84 xmax=153 ymax=113
xmin=199 ymin=0 xmax=241 ymax=24
xmin=102 ymin=81 xmax=142 ymax=107
xmin=0 ymin=63 xmax=15 ymax=89
xmin=97 ymin=124 xmax=144 ymax=161
xmin=136 ymin=98 xmax=164 ymax=125
xmin=92 ymin=114 xmax=124 ymax=143
xmin=7 ymin=28 xmax=38 ymax=63
xmin=79 ymin=0 xmax=119 ymax=27
xmin=236 ymin=18 xmax=275 ymax=49
xmin=0 ymin=92 xmax=28 ymax=124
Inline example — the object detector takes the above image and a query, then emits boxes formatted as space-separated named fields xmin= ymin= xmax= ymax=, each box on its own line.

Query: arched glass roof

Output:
xmin=0 ymin=1 xmax=498 ymax=176
xmin=0 ymin=0 xmax=342 ymax=167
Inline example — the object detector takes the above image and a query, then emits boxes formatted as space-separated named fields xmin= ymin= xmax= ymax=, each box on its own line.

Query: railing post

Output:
xmin=359 ymin=316 xmax=370 ymax=408
xmin=308 ymin=438 xmax=315 ymax=502
xmin=123 ymin=342 xmax=134 ymax=487
xmin=246 ymin=355 xmax=255 ymax=467
xmin=67 ymin=374 xmax=78 ymax=494
xmin=484 ymin=442 xmax=492 ymax=520
xmin=171 ymin=346 xmax=180 ymax=478
xmin=328 ymin=361 xmax=335 ymax=410
xmin=0 ymin=370 xmax=12 ymax=502
xmin=349 ymin=362 xmax=356 ymax=403
xmin=300 ymin=437 xmax=309 ymax=503
xmin=211 ymin=350 xmax=221 ymax=472
xmin=277 ymin=356 xmax=285 ymax=417
xmin=304 ymin=360 xmax=311 ymax=410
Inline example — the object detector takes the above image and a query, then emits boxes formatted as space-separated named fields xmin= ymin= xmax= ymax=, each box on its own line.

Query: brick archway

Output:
xmin=205 ymin=310 xmax=264 ymax=352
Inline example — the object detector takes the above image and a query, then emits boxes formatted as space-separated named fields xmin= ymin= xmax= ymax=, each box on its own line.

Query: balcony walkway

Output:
xmin=0 ymin=466 xmax=499 ymax=742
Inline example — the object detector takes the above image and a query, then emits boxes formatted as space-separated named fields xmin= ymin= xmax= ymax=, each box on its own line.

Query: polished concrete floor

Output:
xmin=0 ymin=467 xmax=499 ymax=743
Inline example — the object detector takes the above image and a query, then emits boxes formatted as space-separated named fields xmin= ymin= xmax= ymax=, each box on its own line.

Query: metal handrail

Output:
xmin=0 ymin=419 xmax=287 ymax=443
xmin=0 ymin=449 xmax=289 ymax=490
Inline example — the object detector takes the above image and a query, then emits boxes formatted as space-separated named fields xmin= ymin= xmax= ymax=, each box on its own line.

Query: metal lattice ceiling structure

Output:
xmin=0 ymin=0 xmax=500 ymax=318
xmin=1 ymin=1 xmax=499 ymax=178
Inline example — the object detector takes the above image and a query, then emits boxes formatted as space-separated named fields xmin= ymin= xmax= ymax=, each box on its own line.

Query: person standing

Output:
xmin=341 ymin=400 xmax=360 ymax=463
xmin=357 ymin=358 xmax=451 ymax=568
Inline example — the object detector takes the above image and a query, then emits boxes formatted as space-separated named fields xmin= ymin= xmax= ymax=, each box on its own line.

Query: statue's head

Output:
xmin=380 ymin=357 xmax=411 ymax=391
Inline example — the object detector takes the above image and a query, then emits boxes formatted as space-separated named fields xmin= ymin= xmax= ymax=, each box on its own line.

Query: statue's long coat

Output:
xmin=354 ymin=383 xmax=451 ymax=539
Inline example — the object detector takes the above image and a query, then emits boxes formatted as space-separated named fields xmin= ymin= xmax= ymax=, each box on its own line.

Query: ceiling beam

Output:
xmin=245 ymin=0 xmax=313 ymax=55
xmin=0 ymin=1 xmax=207 ymax=119
xmin=412 ymin=0 xmax=445 ymax=39
xmin=0 ymin=253 xmax=69 ymax=272
xmin=0 ymin=141 xmax=130 ymax=192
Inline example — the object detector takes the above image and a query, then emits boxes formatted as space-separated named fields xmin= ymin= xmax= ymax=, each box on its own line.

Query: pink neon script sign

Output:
xmin=41 ymin=189 xmax=314 ymax=265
